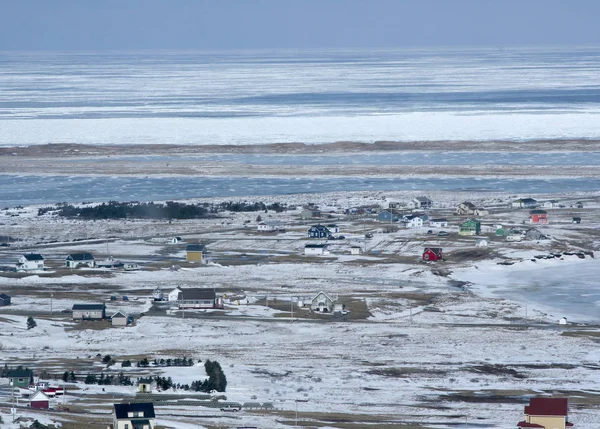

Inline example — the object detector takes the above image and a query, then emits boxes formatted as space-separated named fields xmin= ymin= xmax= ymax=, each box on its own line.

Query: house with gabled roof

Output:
xmin=257 ymin=221 xmax=281 ymax=232
xmin=308 ymin=225 xmax=331 ymax=239
xmin=137 ymin=377 xmax=156 ymax=393
xmin=310 ymin=291 xmax=335 ymax=313
xmin=411 ymin=196 xmax=432 ymax=209
xmin=111 ymin=310 xmax=130 ymax=327
xmin=112 ymin=402 xmax=156 ymax=429
xmin=422 ymin=248 xmax=443 ymax=262
xmin=29 ymin=390 xmax=50 ymax=409
xmin=459 ymin=219 xmax=481 ymax=236
xmin=186 ymin=244 xmax=206 ymax=262
xmin=304 ymin=243 xmax=329 ymax=256
xmin=517 ymin=397 xmax=573 ymax=429
xmin=72 ymin=303 xmax=106 ymax=320
xmin=530 ymin=209 xmax=548 ymax=224
xmin=456 ymin=201 xmax=477 ymax=215
xmin=7 ymin=368 xmax=34 ymax=388
xmin=16 ymin=253 xmax=44 ymax=271
xmin=177 ymin=288 xmax=223 ymax=309
xmin=66 ymin=252 xmax=95 ymax=268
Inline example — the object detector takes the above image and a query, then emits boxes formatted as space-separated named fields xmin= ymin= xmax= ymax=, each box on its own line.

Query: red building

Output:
xmin=29 ymin=391 xmax=50 ymax=409
xmin=517 ymin=397 xmax=573 ymax=429
xmin=530 ymin=209 xmax=548 ymax=224
xmin=422 ymin=247 xmax=443 ymax=262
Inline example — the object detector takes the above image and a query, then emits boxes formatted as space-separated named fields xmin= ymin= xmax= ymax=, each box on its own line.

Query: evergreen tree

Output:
xmin=26 ymin=316 xmax=37 ymax=330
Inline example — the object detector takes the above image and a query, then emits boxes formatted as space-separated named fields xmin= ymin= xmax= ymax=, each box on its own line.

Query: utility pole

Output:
xmin=50 ymin=292 xmax=53 ymax=315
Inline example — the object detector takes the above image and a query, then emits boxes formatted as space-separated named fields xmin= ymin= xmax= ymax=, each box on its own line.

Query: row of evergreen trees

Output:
xmin=37 ymin=200 xmax=288 ymax=219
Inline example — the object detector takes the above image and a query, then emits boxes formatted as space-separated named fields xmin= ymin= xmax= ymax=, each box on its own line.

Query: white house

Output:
xmin=66 ymin=252 xmax=95 ymax=268
xmin=310 ymin=291 xmax=335 ymax=313
xmin=403 ymin=215 xmax=423 ymax=228
xmin=429 ymin=218 xmax=448 ymax=228
xmin=350 ymin=246 xmax=362 ymax=255
xmin=326 ymin=224 xmax=340 ymax=234
xmin=410 ymin=196 xmax=433 ymax=209
xmin=113 ymin=402 xmax=155 ymax=429
xmin=304 ymin=244 xmax=329 ymax=256
xmin=168 ymin=287 xmax=183 ymax=302
xmin=257 ymin=221 xmax=281 ymax=232
xmin=16 ymin=254 xmax=44 ymax=271
xmin=475 ymin=238 xmax=489 ymax=248
xmin=111 ymin=311 xmax=129 ymax=327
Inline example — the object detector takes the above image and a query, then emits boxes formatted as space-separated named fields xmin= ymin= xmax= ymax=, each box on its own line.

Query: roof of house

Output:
xmin=424 ymin=247 xmax=443 ymax=255
xmin=0 ymin=293 xmax=10 ymax=300
xmin=414 ymin=196 xmax=432 ymax=202
xmin=23 ymin=254 xmax=44 ymax=261
xmin=138 ymin=378 xmax=154 ymax=384
xmin=111 ymin=311 xmax=128 ymax=318
xmin=178 ymin=288 xmax=216 ymax=300
xmin=305 ymin=243 xmax=328 ymax=249
xmin=7 ymin=368 xmax=33 ymax=378
xmin=113 ymin=402 xmax=156 ymax=419
xmin=312 ymin=291 xmax=334 ymax=301
xmin=66 ymin=252 xmax=94 ymax=261
xmin=186 ymin=244 xmax=206 ymax=252
xmin=30 ymin=391 xmax=50 ymax=402
xmin=72 ymin=303 xmax=106 ymax=311
xmin=309 ymin=224 xmax=330 ymax=231
xmin=529 ymin=209 xmax=548 ymax=215
xmin=524 ymin=397 xmax=568 ymax=417
xmin=459 ymin=201 xmax=477 ymax=209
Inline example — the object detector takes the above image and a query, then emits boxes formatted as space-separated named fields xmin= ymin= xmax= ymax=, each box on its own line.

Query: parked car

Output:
xmin=220 ymin=404 xmax=242 ymax=412
xmin=437 ymin=231 xmax=449 ymax=236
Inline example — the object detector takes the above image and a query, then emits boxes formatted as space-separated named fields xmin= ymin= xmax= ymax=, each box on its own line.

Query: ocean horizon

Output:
xmin=2 ymin=46 xmax=600 ymax=146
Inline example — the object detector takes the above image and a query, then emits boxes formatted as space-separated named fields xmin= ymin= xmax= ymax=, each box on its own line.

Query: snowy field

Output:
xmin=1 ymin=189 xmax=599 ymax=428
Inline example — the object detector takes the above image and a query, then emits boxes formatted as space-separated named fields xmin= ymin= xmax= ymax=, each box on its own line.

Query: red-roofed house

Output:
xmin=517 ymin=397 xmax=573 ymax=429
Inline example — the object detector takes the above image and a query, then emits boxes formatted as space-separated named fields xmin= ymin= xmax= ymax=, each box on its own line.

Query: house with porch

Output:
xmin=516 ymin=397 xmax=573 ymax=429
xmin=459 ymin=219 xmax=481 ymax=236
xmin=72 ymin=303 xmax=106 ymax=320
xmin=16 ymin=253 xmax=44 ymax=271
xmin=66 ymin=252 xmax=95 ymax=268
xmin=112 ymin=402 xmax=156 ymax=429
xmin=310 ymin=291 xmax=335 ymax=313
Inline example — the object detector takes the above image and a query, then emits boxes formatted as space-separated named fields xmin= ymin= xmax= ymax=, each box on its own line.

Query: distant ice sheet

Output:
xmin=3 ymin=112 xmax=600 ymax=146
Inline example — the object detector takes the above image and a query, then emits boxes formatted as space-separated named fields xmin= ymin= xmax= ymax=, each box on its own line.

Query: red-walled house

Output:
xmin=517 ymin=397 xmax=573 ymax=429
xmin=530 ymin=210 xmax=548 ymax=224
xmin=29 ymin=390 xmax=50 ymax=409
xmin=422 ymin=248 xmax=443 ymax=262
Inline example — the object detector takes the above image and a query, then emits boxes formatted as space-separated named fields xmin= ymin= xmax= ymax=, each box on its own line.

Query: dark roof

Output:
xmin=516 ymin=422 xmax=545 ymax=428
xmin=524 ymin=397 xmax=568 ymax=417
xmin=529 ymin=210 xmax=547 ymax=215
xmin=186 ymin=244 xmax=206 ymax=252
xmin=179 ymin=288 xmax=216 ymax=300
xmin=138 ymin=378 xmax=154 ymax=384
xmin=66 ymin=252 xmax=94 ymax=261
xmin=309 ymin=225 xmax=329 ymax=231
xmin=0 ymin=293 xmax=10 ymax=300
xmin=430 ymin=218 xmax=448 ymax=222
xmin=72 ymin=303 xmax=106 ymax=311
xmin=7 ymin=368 xmax=33 ymax=378
xmin=23 ymin=254 xmax=44 ymax=261
xmin=113 ymin=402 xmax=155 ymax=419
xmin=305 ymin=244 xmax=328 ymax=248
xmin=460 ymin=201 xmax=477 ymax=209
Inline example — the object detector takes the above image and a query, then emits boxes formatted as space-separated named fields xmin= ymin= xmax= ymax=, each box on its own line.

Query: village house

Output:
xmin=410 ymin=196 xmax=433 ymax=210
xmin=72 ymin=303 xmax=106 ymax=321
xmin=456 ymin=201 xmax=477 ymax=215
xmin=16 ymin=253 xmax=44 ymax=271
xmin=7 ymin=368 xmax=34 ymax=388
xmin=257 ymin=221 xmax=281 ymax=232
xmin=310 ymin=291 xmax=335 ymax=313
xmin=185 ymin=244 xmax=206 ymax=262
xmin=326 ymin=224 xmax=340 ymax=233
xmin=304 ymin=243 xmax=329 ymax=256
xmin=516 ymin=397 xmax=573 ymax=429
xmin=66 ymin=252 xmax=95 ymax=268
xmin=112 ymin=402 xmax=156 ymax=429
xmin=542 ymin=200 xmax=560 ymax=208
xmin=403 ymin=214 xmax=424 ymax=228
xmin=459 ymin=219 xmax=481 ymax=236
xmin=137 ymin=378 xmax=156 ymax=393
xmin=308 ymin=225 xmax=331 ymax=239
xmin=512 ymin=198 xmax=538 ymax=209
xmin=506 ymin=229 xmax=525 ymax=242
xmin=177 ymin=288 xmax=223 ymax=310
xmin=300 ymin=208 xmax=321 ymax=219
xmin=429 ymin=218 xmax=448 ymax=228
xmin=29 ymin=390 xmax=50 ymax=410
xmin=530 ymin=209 xmax=549 ymax=224
xmin=168 ymin=287 xmax=182 ymax=302
xmin=378 ymin=209 xmax=400 ymax=223
xmin=422 ymin=247 xmax=443 ymax=262
xmin=111 ymin=310 xmax=130 ymax=327
xmin=0 ymin=293 xmax=11 ymax=306
xmin=350 ymin=246 xmax=362 ymax=255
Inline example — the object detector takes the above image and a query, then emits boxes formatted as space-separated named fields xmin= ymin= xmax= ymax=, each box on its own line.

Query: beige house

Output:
xmin=111 ymin=311 xmax=129 ymax=327
xmin=186 ymin=244 xmax=206 ymax=262
xmin=517 ymin=397 xmax=572 ymax=429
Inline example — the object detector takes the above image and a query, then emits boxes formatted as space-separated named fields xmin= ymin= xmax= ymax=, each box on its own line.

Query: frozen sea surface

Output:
xmin=2 ymin=175 xmax=599 ymax=206
xmin=2 ymin=47 xmax=600 ymax=145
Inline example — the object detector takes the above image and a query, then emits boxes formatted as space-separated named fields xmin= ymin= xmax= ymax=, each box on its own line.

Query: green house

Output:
xmin=7 ymin=368 xmax=33 ymax=388
xmin=495 ymin=228 xmax=506 ymax=236
xmin=459 ymin=219 xmax=481 ymax=236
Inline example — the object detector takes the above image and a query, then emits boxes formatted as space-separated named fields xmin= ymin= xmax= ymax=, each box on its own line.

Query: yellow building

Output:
xmin=186 ymin=244 xmax=206 ymax=262
xmin=517 ymin=397 xmax=573 ymax=429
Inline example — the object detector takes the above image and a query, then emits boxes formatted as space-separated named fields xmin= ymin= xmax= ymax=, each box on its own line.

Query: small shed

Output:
xmin=422 ymin=248 xmax=443 ymax=262
xmin=168 ymin=287 xmax=182 ymax=302
xmin=111 ymin=311 xmax=129 ymax=327
xmin=310 ymin=292 xmax=335 ymax=313
xmin=186 ymin=244 xmax=206 ymax=262
xmin=29 ymin=391 xmax=50 ymax=409
xmin=137 ymin=377 xmax=156 ymax=393
xmin=0 ymin=293 xmax=11 ymax=306
xmin=72 ymin=303 xmax=106 ymax=320
xmin=350 ymin=246 xmax=362 ymax=255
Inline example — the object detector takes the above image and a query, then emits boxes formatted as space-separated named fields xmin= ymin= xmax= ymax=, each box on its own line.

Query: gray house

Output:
xmin=72 ymin=303 xmax=106 ymax=320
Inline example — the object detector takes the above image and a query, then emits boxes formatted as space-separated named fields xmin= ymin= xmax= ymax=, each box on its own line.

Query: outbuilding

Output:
xmin=72 ymin=303 xmax=106 ymax=320
xmin=29 ymin=390 xmax=50 ymax=410
xmin=186 ymin=244 xmax=206 ymax=262
xmin=422 ymin=248 xmax=443 ymax=262
xmin=111 ymin=311 xmax=129 ymax=327
xmin=304 ymin=244 xmax=329 ymax=256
